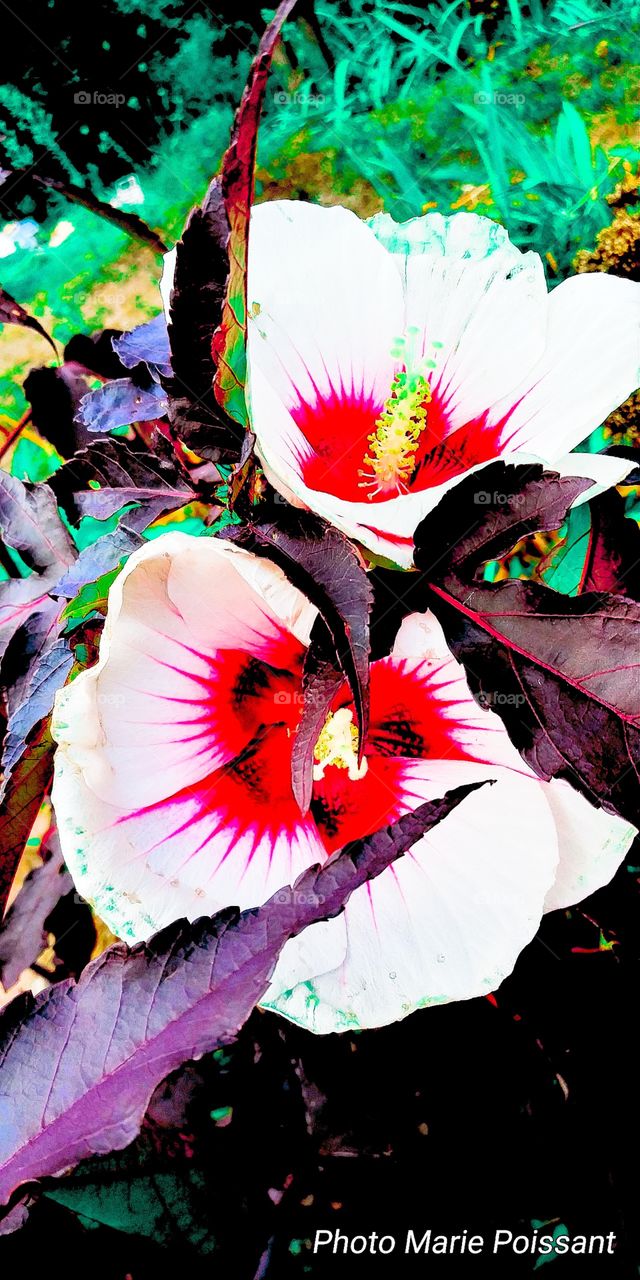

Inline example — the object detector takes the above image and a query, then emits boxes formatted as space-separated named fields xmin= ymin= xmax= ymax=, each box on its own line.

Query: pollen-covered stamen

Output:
xmin=358 ymin=330 xmax=435 ymax=499
xmin=313 ymin=707 xmax=368 ymax=782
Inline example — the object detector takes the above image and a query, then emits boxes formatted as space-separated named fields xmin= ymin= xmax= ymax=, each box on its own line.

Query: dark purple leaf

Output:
xmin=290 ymin=618 xmax=344 ymax=815
xmin=0 ymin=782 xmax=481 ymax=1217
xmin=416 ymin=463 xmax=593 ymax=577
xmin=49 ymin=438 xmax=192 ymax=531
xmin=0 ymin=830 xmax=72 ymax=989
xmin=23 ymin=366 xmax=92 ymax=459
xmin=579 ymin=488 xmax=640 ymax=596
xmin=161 ymin=187 xmax=244 ymax=461
xmin=539 ymin=489 xmax=640 ymax=599
xmin=224 ymin=508 xmax=373 ymax=764
xmin=64 ymin=330 xmax=129 ymax=381
xmin=0 ymin=472 xmax=75 ymax=577
xmin=112 ymin=315 xmax=172 ymax=379
xmin=413 ymin=464 xmax=640 ymax=825
xmin=1 ymin=611 xmax=73 ymax=778
xmin=0 ymin=612 xmax=74 ymax=912
xmin=54 ymin=529 xmax=142 ymax=598
xmin=0 ymin=287 xmax=57 ymax=356
xmin=0 ymin=474 xmax=76 ymax=660
xmin=1 ymin=524 xmax=141 ymax=857
xmin=1 ymin=525 xmax=139 ymax=781
xmin=0 ymin=583 xmax=51 ymax=665
xmin=76 ymin=378 xmax=167 ymax=434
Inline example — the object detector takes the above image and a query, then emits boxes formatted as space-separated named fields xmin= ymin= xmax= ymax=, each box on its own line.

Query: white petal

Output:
xmin=254 ymin=410 xmax=502 ymax=569
xmin=370 ymin=210 xmax=548 ymax=432
xmin=487 ymin=272 xmax=640 ymax=459
xmin=551 ymin=450 xmax=636 ymax=499
xmin=52 ymin=731 xmax=331 ymax=942
xmin=51 ymin=533 xmax=325 ymax=940
xmin=390 ymin=610 xmax=533 ymax=774
xmin=264 ymin=770 xmax=559 ymax=1032
xmin=542 ymin=780 xmax=637 ymax=912
xmin=247 ymin=200 xmax=409 ymax=561
xmin=370 ymin=208 xmax=521 ymax=259
xmin=52 ymin=534 xmax=315 ymax=811
xmin=266 ymin=918 xmax=347 ymax=1003
xmin=159 ymin=246 xmax=177 ymax=320
xmin=248 ymin=199 xmax=403 ymax=420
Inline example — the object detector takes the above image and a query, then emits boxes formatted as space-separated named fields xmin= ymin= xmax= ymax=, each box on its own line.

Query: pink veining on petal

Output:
xmin=292 ymin=385 xmax=384 ymax=502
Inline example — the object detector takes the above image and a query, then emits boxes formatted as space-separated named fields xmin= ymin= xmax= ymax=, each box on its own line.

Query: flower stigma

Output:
xmin=313 ymin=707 xmax=368 ymax=782
xmin=359 ymin=328 xmax=436 ymax=499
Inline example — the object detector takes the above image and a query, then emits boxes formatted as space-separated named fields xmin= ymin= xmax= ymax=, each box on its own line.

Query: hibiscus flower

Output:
xmin=162 ymin=202 xmax=640 ymax=568
xmin=51 ymin=534 xmax=635 ymax=1032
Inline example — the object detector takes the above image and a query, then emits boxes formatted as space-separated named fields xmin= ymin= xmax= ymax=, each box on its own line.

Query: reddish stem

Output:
xmin=0 ymin=408 xmax=32 ymax=462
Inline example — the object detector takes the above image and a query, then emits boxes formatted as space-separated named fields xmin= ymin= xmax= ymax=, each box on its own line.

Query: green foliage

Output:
xmin=258 ymin=0 xmax=640 ymax=272
xmin=539 ymin=504 xmax=592 ymax=596
xmin=10 ymin=437 xmax=62 ymax=484
xmin=45 ymin=1144 xmax=217 ymax=1253
xmin=61 ymin=563 xmax=123 ymax=631
xmin=1 ymin=0 xmax=638 ymax=414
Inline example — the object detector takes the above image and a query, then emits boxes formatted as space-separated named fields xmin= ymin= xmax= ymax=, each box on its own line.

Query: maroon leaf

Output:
xmin=0 ymin=782 xmax=482 ymax=1219
xmin=579 ymin=488 xmax=640 ymax=596
xmin=0 ymin=721 xmax=54 ymax=916
xmin=161 ymin=186 xmax=243 ymax=461
xmin=290 ymin=618 xmax=344 ymax=814
xmin=0 ymin=829 xmax=72 ymax=989
xmin=224 ymin=508 xmax=373 ymax=769
xmin=0 ymin=287 xmax=57 ymax=357
xmin=211 ymin=0 xmax=299 ymax=427
xmin=413 ymin=464 xmax=640 ymax=825
xmin=162 ymin=0 xmax=296 ymax=457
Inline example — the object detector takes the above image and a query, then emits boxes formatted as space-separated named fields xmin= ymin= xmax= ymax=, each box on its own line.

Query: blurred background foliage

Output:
xmin=0 ymin=0 xmax=638 ymax=439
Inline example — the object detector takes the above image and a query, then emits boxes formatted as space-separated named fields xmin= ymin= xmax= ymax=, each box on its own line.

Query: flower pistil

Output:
xmin=313 ymin=707 xmax=368 ymax=782
xmin=358 ymin=330 xmax=435 ymax=498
